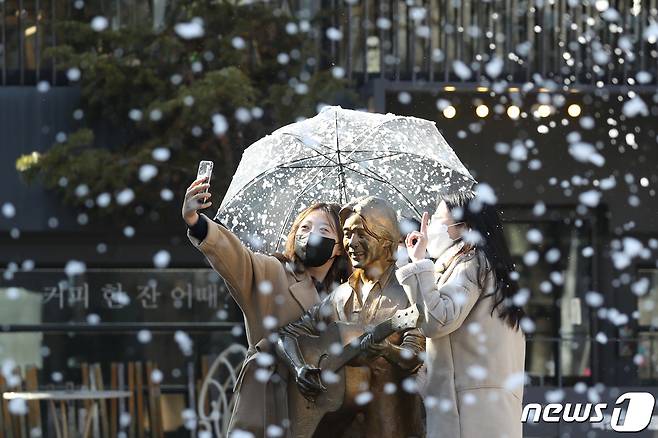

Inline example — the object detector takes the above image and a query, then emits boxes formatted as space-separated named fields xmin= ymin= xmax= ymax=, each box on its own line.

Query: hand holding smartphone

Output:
xmin=196 ymin=160 xmax=214 ymax=203
xmin=182 ymin=161 xmax=214 ymax=226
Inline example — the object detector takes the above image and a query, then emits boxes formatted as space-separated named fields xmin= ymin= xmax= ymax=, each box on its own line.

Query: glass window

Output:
xmin=636 ymin=268 xmax=658 ymax=382
xmin=0 ymin=268 xmax=242 ymax=383
xmin=502 ymin=209 xmax=594 ymax=385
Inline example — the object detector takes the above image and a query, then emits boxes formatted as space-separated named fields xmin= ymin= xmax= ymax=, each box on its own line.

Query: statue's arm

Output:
xmin=381 ymin=328 xmax=425 ymax=372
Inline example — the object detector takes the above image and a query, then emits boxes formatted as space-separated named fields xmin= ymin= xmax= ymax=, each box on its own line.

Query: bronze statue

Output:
xmin=276 ymin=196 xmax=426 ymax=438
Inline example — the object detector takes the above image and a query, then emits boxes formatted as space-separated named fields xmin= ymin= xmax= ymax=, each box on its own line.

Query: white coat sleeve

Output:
xmin=396 ymin=254 xmax=483 ymax=338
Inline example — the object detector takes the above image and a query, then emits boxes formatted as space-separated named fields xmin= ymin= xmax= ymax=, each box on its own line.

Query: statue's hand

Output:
xmin=295 ymin=364 xmax=326 ymax=401
xmin=360 ymin=332 xmax=393 ymax=359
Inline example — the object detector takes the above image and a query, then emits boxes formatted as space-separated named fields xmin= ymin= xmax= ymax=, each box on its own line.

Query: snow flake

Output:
xmin=175 ymin=18 xmax=204 ymax=39
xmin=622 ymin=96 xmax=649 ymax=118
xmin=452 ymin=60 xmax=472 ymax=80
xmin=485 ymin=56 xmax=504 ymax=79
xmin=355 ymin=391 xmax=373 ymax=405
xmin=116 ymin=188 xmax=135 ymax=206
xmin=212 ymin=114 xmax=229 ymax=136
xmin=139 ymin=164 xmax=158 ymax=182
xmin=152 ymin=147 xmax=170 ymax=162
xmin=2 ymin=202 xmax=16 ymax=218
xmin=153 ymin=250 xmax=171 ymax=268
xmin=174 ymin=331 xmax=193 ymax=356
xmin=578 ymin=190 xmax=601 ymax=208
xmin=8 ymin=399 xmax=27 ymax=416
xmin=65 ymin=260 xmax=86 ymax=277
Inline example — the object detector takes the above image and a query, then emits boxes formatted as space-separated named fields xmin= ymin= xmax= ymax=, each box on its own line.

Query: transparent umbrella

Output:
xmin=215 ymin=106 xmax=475 ymax=253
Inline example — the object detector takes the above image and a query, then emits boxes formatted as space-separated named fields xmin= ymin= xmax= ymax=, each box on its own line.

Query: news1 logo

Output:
xmin=522 ymin=392 xmax=656 ymax=433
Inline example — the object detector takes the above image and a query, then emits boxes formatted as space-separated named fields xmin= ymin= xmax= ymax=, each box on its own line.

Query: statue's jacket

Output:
xmin=281 ymin=264 xmax=426 ymax=438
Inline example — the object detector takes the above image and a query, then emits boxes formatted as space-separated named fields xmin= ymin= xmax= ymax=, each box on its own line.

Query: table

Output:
xmin=3 ymin=390 xmax=131 ymax=438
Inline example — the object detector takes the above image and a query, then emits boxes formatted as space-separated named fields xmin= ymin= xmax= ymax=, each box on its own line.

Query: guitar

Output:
xmin=287 ymin=304 xmax=419 ymax=438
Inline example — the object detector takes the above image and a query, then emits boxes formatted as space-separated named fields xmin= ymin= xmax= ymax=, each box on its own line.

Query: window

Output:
xmin=637 ymin=268 xmax=658 ymax=382
xmin=1 ymin=268 xmax=242 ymax=384
xmin=502 ymin=207 xmax=595 ymax=385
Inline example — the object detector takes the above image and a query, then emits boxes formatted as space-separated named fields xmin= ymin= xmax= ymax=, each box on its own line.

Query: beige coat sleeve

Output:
xmin=395 ymin=254 xmax=483 ymax=338
xmin=187 ymin=213 xmax=284 ymax=312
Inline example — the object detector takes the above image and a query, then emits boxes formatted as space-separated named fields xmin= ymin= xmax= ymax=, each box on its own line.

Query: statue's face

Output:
xmin=342 ymin=214 xmax=388 ymax=270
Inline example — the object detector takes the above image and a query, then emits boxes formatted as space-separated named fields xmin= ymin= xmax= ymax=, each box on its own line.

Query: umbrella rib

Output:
xmin=286 ymin=112 xmax=471 ymax=179
xmin=282 ymin=133 xmax=341 ymax=166
xmin=281 ymin=132 xmax=336 ymax=152
xmin=282 ymin=147 xmax=472 ymax=181
xmin=279 ymin=152 xmax=407 ymax=169
xmin=338 ymin=147 xmax=473 ymax=216
xmin=342 ymin=163 xmax=422 ymax=218
xmin=361 ymin=149 xmax=474 ymax=180
xmin=273 ymin=158 xmax=347 ymax=252
xmin=332 ymin=115 xmax=472 ymax=180
xmin=334 ymin=113 xmax=348 ymax=204
xmin=217 ymin=151 xmax=336 ymax=211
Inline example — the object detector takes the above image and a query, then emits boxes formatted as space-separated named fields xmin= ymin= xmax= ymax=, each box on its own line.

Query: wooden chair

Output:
xmin=106 ymin=361 xmax=164 ymax=438
xmin=0 ymin=365 xmax=40 ymax=438
xmin=0 ymin=372 xmax=17 ymax=438
xmin=24 ymin=365 xmax=42 ymax=436
xmin=1 ymin=360 xmax=167 ymax=438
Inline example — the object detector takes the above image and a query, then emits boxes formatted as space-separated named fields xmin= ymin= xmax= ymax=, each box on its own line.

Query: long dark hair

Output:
xmin=274 ymin=202 xmax=349 ymax=291
xmin=439 ymin=191 xmax=525 ymax=330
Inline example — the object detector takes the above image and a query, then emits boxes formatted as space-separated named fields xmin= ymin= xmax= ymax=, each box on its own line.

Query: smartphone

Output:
xmin=196 ymin=160 xmax=213 ymax=202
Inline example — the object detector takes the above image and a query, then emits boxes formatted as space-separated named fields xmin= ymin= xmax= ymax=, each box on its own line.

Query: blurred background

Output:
xmin=0 ymin=0 xmax=657 ymax=436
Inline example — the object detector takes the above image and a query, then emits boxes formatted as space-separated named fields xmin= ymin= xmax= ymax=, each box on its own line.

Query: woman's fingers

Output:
xmin=186 ymin=180 xmax=209 ymax=193
xmin=189 ymin=176 xmax=207 ymax=188
xmin=191 ymin=191 xmax=211 ymax=201
xmin=420 ymin=212 xmax=429 ymax=234
xmin=188 ymin=188 xmax=211 ymax=202
xmin=405 ymin=231 xmax=423 ymax=248
xmin=185 ymin=178 xmax=206 ymax=194
xmin=186 ymin=183 xmax=210 ymax=197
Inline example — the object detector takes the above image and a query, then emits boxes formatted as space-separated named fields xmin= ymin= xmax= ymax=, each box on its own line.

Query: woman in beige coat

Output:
xmin=396 ymin=192 xmax=526 ymax=438
xmin=182 ymin=177 xmax=349 ymax=437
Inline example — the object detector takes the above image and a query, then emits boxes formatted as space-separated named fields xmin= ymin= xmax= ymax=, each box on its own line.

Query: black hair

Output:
xmin=439 ymin=190 xmax=525 ymax=330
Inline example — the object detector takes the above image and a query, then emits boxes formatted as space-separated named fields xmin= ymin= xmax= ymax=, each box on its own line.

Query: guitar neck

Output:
xmin=331 ymin=319 xmax=395 ymax=372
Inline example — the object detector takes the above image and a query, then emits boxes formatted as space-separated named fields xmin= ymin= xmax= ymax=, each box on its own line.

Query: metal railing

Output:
xmin=2 ymin=0 xmax=657 ymax=86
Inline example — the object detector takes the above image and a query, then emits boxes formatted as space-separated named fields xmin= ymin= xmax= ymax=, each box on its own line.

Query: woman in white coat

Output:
xmin=395 ymin=192 xmax=526 ymax=438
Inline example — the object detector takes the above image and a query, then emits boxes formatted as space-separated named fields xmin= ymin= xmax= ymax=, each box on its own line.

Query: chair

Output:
xmin=1 ymin=361 xmax=165 ymax=438
xmin=0 ymin=364 xmax=39 ymax=438
xmin=85 ymin=361 xmax=164 ymax=438
xmin=197 ymin=344 xmax=248 ymax=437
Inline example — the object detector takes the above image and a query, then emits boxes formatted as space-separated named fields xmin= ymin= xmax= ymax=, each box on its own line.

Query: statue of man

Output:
xmin=276 ymin=196 xmax=425 ymax=438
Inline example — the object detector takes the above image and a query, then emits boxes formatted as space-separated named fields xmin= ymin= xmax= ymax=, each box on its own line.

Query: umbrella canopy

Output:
xmin=215 ymin=106 xmax=475 ymax=253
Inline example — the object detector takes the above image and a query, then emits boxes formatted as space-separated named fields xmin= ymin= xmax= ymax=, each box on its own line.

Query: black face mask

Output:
xmin=294 ymin=232 xmax=336 ymax=267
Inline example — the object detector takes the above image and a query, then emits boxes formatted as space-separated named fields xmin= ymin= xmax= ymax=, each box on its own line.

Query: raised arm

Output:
xmin=182 ymin=178 xmax=283 ymax=312
xmin=396 ymin=253 xmax=483 ymax=339
xmin=187 ymin=213 xmax=284 ymax=310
